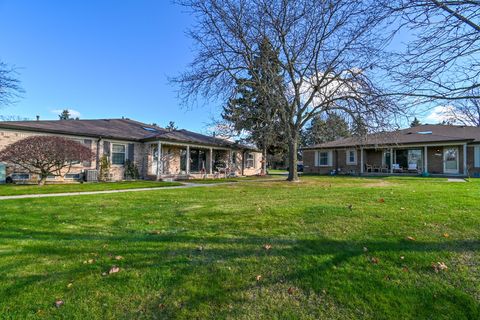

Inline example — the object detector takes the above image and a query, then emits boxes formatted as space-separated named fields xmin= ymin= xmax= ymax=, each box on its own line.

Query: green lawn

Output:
xmin=0 ymin=176 xmax=479 ymax=319
xmin=0 ymin=181 xmax=182 ymax=196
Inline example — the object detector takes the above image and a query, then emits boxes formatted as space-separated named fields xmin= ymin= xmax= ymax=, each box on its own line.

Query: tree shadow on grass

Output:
xmin=1 ymin=227 xmax=479 ymax=318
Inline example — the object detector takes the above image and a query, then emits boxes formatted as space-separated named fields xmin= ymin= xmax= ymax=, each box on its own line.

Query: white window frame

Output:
xmin=474 ymin=145 xmax=480 ymax=168
xmin=315 ymin=150 xmax=332 ymax=167
xmin=111 ymin=143 xmax=127 ymax=165
xmin=346 ymin=149 xmax=357 ymax=165
xmin=64 ymin=173 xmax=82 ymax=180
xmin=11 ymin=173 xmax=30 ymax=180
xmin=245 ymin=152 xmax=255 ymax=168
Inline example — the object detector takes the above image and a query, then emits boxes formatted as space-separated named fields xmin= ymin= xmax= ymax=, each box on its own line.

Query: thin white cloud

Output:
xmin=50 ymin=108 xmax=81 ymax=119
xmin=425 ymin=105 xmax=454 ymax=123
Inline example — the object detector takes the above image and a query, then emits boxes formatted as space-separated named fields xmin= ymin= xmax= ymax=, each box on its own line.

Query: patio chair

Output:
xmin=392 ymin=164 xmax=403 ymax=173
xmin=380 ymin=164 xmax=389 ymax=173
xmin=407 ymin=163 xmax=418 ymax=173
xmin=365 ymin=164 xmax=373 ymax=172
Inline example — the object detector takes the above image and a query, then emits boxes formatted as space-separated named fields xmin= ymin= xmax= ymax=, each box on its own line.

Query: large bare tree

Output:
xmin=443 ymin=90 xmax=480 ymax=126
xmin=0 ymin=61 xmax=22 ymax=107
xmin=384 ymin=0 xmax=480 ymax=101
xmin=174 ymin=0 xmax=399 ymax=181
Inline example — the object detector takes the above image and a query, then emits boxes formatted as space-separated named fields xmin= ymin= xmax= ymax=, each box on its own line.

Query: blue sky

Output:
xmin=0 ymin=0 xmax=222 ymax=132
xmin=0 ymin=1 xmax=443 ymax=131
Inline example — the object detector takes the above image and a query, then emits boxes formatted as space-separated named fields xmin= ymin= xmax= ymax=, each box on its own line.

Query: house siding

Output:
xmin=303 ymin=144 xmax=476 ymax=176
xmin=0 ymin=129 xmax=99 ymax=183
xmin=0 ymin=123 xmax=262 ymax=183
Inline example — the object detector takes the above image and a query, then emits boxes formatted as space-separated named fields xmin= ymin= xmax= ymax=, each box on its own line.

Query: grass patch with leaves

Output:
xmin=0 ymin=176 xmax=479 ymax=319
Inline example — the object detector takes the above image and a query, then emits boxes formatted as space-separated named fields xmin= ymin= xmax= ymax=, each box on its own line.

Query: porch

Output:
xmin=145 ymin=141 xmax=245 ymax=180
xmin=359 ymin=144 xmax=468 ymax=176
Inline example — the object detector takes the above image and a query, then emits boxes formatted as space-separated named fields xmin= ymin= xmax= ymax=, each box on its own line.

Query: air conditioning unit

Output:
xmin=84 ymin=169 xmax=98 ymax=182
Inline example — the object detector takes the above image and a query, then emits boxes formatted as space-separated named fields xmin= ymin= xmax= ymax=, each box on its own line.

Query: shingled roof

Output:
xmin=302 ymin=124 xmax=480 ymax=149
xmin=0 ymin=118 xmax=256 ymax=150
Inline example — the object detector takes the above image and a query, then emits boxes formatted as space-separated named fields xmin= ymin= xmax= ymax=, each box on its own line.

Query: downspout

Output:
xmin=96 ymin=137 xmax=102 ymax=170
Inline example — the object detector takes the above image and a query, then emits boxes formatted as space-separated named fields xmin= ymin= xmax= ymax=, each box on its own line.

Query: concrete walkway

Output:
xmin=447 ymin=178 xmax=467 ymax=183
xmin=0 ymin=182 xmax=233 ymax=201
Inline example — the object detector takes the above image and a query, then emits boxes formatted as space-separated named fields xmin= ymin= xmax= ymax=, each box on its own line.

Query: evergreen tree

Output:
xmin=410 ymin=117 xmax=421 ymax=127
xmin=58 ymin=109 xmax=71 ymax=120
xmin=302 ymin=113 xmax=350 ymax=146
xmin=222 ymin=37 xmax=286 ymax=174
xmin=166 ymin=121 xmax=177 ymax=131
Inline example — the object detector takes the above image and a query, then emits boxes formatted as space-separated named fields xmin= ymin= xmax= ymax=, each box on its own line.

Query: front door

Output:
xmin=443 ymin=147 xmax=459 ymax=174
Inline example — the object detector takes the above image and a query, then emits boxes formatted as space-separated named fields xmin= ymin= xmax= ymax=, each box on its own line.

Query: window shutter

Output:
xmin=328 ymin=151 xmax=333 ymax=166
xmin=128 ymin=143 xmax=135 ymax=161
xmin=253 ymin=153 xmax=256 ymax=168
xmin=475 ymin=146 xmax=480 ymax=168
xmin=83 ymin=139 xmax=92 ymax=167
xmin=103 ymin=141 xmax=111 ymax=158
xmin=314 ymin=151 xmax=319 ymax=167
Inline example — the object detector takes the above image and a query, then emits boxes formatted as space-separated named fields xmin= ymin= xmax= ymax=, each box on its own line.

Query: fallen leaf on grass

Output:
xmin=363 ymin=247 xmax=368 ymax=252
xmin=158 ymin=303 xmax=166 ymax=310
xmin=347 ymin=204 xmax=353 ymax=211
xmin=406 ymin=236 xmax=416 ymax=241
xmin=256 ymin=275 xmax=262 ymax=281
xmin=432 ymin=262 xmax=448 ymax=273
xmin=443 ymin=233 xmax=450 ymax=238
xmin=263 ymin=244 xmax=272 ymax=250
xmin=149 ymin=230 xmax=161 ymax=235
xmin=287 ymin=287 xmax=296 ymax=295
xmin=114 ymin=255 xmax=123 ymax=260
xmin=108 ymin=266 xmax=120 ymax=274
xmin=402 ymin=266 xmax=409 ymax=272
xmin=378 ymin=198 xmax=385 ymax=203
xmin=400 ymin=256 xmax=405 ymax=260
xmin=54 ymin=300 xmax=64 ymax=308
xmin=67 ymin=283 xmax=73 ymax=288
xmin=371 ymin=257 xmax=379 ymax=264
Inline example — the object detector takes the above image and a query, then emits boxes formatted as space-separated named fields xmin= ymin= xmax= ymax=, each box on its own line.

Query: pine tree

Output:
xmin=302 ymin=114 xmax=351 ymax=146
xmin=58 ymin=109 xmax=71 ymax=120
xmin=410 ymin=117 xmax=421 ymax=127
xmin=166 ymin=121 xmax=177 ymax=131
xmin=222 ymin=37 xmax=286 ymax=174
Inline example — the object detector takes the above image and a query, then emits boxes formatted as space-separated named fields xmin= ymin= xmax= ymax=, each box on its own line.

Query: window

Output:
xmin=346 ymin=149 xmax=357 ymax=165
xmin=112 ymin=144 xmax=126 ymax=165
xmin=475 ymin=146 xmax=480 ymax=168
xmin=11 ymin=173 xmax=30 ymax=180
xmin=232 ymin=151 xmax=237 ymax=165
xmin=316 ymin=151 xmax=332 ymax=166
xmin=245 ymin=152 xmax=255 ymax=168
xmin=65 ymin=173 xmax=81 ymax=180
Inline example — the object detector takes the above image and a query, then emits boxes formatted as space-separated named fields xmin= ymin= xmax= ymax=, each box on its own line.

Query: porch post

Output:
xmin=463 ymin=143 xmax=468 ymax=175
xmin=390 ymin=148 xmax=394 ymax=174
xmin=156 ymin=141 xmax=162 ymax=181
xmin=360 ymin=147 xmax=364 ymax=174
xmin=424 ymin=146 xmax=428 ymax=174
xmin=186 ymin=145 xmax=190 ymax=174
xmin=229 ymin=150 xmax=233 ymax=176
xmin=209 ymin=148 xmax=213 ymax=174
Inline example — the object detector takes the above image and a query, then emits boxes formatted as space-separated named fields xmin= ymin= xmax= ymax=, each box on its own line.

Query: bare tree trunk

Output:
xmin=287 ymin=135 xmax=299 ymax=182
xmin=38 ymin=175 xmax=47 ymax=186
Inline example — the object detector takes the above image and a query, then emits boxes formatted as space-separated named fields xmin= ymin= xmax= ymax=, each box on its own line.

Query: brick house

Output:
xmin=0 ymin=118 xmax=262 ymax=183
xmin=302 ymin=124 xmax=480 ymax=177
